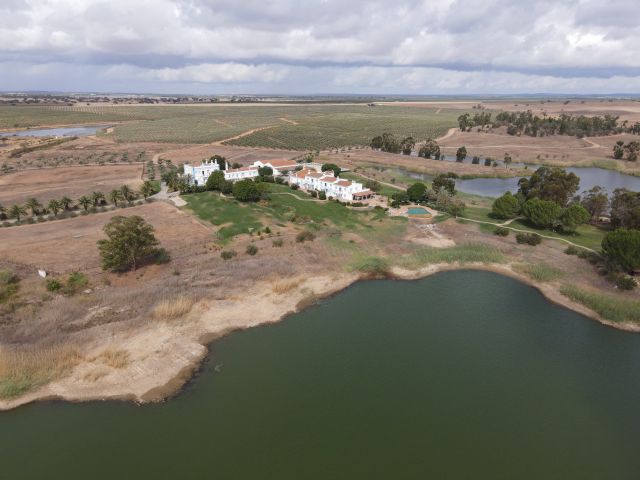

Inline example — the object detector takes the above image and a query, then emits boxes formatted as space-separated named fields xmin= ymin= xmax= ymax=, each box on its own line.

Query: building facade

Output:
xmin=288 ymin=168 xmax=374 ymax=202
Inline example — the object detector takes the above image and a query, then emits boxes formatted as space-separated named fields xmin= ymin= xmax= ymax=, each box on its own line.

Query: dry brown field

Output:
xmin=0 ymin=164 xmax=144 ymax=206
xmin=381 ymin=99 xmax=640 ymax=123
xmin=158 ymin=144 xmax=300 ymax=166
xmin=439 ymin=129 xmax=640 ymax=170
xmin=0 ymin=202 xmax=211 ymax=273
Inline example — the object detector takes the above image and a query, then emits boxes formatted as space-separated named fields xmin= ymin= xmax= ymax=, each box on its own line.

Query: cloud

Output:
xmin=0 ymin=0 xmax=638 ymax=93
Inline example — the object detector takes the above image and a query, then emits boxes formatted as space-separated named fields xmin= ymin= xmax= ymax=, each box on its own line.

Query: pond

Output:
xmin=398 ymin=166 xmax=640 ymax=197
xmin=0 ymin=125 xmax=110 ymax=138
xmin=1 ymin=271 xmax=639 ymax=479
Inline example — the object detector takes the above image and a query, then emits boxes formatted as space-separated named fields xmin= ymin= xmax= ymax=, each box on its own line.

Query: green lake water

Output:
xmin=1 ymin=270 xmax=639 ymax=479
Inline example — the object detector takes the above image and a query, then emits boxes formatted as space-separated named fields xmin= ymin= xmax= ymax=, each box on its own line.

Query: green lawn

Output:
xmin=182 ymin=192 xmax=264 ymax=240
xmin=183 ymin=183 xmax=400 ymax=242
xmin=458 ymin=203 xmax=608 ymax=250
xmin=340 ymin=172 xmax=399 ymax=198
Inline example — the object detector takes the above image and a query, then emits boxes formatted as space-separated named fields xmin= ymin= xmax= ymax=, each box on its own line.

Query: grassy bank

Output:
xmin=0 ymin=345 xmax=80 ymax=399
xmin=513 ymin=263 xmax=564 ymax=282
xmin=398 ymin=243 xmax=505 ymax=269
xmin=560 ymin=286 xmax=640 ymax=325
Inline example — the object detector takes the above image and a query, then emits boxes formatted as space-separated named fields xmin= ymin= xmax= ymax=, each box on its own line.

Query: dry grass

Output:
xmin=96 ymin=349 xmax=130 ymax=369
xmin=271 ymin=277 xmax=301 ymax=295
xmin=0 ymin=344 xmax=80 ymax=398
xmin=152 ymin=296 xmax=195 ymax=320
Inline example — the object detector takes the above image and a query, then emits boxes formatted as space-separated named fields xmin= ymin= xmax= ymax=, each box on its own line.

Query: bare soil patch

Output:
xmin=0 ymin=164 xmax=144 ymax=205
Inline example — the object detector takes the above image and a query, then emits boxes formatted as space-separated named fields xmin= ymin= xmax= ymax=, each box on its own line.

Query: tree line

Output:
xmin=458 ymin=111 xmax=640 ymax=138
xmin=0 ymin=181 xmax=158 ymax=224
xmin=490 ymin=166 xmax=639 ymax=287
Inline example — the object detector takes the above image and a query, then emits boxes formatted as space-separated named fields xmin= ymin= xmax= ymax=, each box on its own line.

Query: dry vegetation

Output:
xmin=152 ymin=297 xmax=195 ymax=320
xmin=0 ymin=344 xmax=80 ymax=399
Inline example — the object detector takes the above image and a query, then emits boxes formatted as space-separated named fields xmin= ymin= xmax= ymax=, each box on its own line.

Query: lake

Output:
xmin=1 ymin=270 xmax=639 ymax=479
xmin=398 ymin=166 xmax=640 ymax=197
xmin=0 ymin=125 xmax=110 ymax=137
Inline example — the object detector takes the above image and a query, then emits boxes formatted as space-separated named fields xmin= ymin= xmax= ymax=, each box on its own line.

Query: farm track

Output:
xmin=215 ymin=126 xmax=277 ymax=146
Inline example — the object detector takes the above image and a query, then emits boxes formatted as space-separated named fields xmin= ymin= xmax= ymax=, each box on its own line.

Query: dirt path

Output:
xmin=279 ymin=117 xmax=299 ymax=125
xmin=436 ymin=128 xmax=458 ymax=142
xmin=212 ymin=126 xmax=276 ymax=146
xmin=271 ymin=192 xmax=325 ymax=202
xmin=457 ymin=216 xmax=598 ymax=253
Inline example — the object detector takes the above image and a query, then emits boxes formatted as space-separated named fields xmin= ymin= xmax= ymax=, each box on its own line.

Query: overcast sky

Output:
xmin=1 ymin=0 xmax=639 ymax=95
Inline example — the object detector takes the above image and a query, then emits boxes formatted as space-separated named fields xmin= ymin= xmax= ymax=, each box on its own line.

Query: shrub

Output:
xmin=64 ymin=272 xmax=88 ymax=294
xmin=46 ymin=279 xmax=62 ymax=292
xmin=296 ymin=230 xmax=316 ymax=243
xmin=615 ymin=275 xmax=637 ymax=291
xmin=0 ymin=270 xmax=19 ymax=304
xmin=565 ymin=245 xmax=580 ymax=255
xmin=220 ymin=250 xmax=237 ymax=260
xmin=318 ymin=191 xmax=327 ymax=200
xmin=246 ymin=245 xmax=258 ymax=256
xmin=494 ymin=227 xmax=510 ymax=236
xmin=272 ymin=239 xmax=284 ymax=247
xmin=351 ymin=257 xmax=390 ymax=276
xmin=309 ymin=190 xmax=318 ymax=198
xmin=491 ymin=192 xmax=520 ymax=219
xmin=290 ymin=184 xmax=300 ymax=190
xmin=154 ymin=247 xmax=171 ymax=265
xmin=516 ymin=232 xmax=542 ymax=245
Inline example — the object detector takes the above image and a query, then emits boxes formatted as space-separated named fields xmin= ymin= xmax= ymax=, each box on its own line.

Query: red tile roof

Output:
xmin=335 ymin=180 xmax=352 ymax=187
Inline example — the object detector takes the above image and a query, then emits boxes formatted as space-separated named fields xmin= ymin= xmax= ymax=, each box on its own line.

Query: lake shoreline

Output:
xmin=1 ymin=263 xmax=637 ymax=412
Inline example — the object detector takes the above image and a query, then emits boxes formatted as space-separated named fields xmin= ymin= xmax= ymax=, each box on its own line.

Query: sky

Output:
xmin=1 ymin=0 xmax=640 ymax=95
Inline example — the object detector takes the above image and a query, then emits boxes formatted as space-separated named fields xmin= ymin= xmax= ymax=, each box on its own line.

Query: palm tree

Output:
xmin=25 ymin=197 xmax=42 ymax=217
xmin=139 ymin=181 xmax=155 ymax=200
xmin=60 ymin=196 xmax=73 ymax=211
xmin=48 ymin=199 xmax=62 ymax=216
xmin=77 ymin=196 xmax=92 ymax=211
xmin=91 ymin=191 xmax=105 ymax=207
xmin=120 ymin=184 xmax=134 ymax=202
xmin=109 ymin=189 xmax=122 ymax=207
xmin=9 ymin=204 xmax=27 ymax=222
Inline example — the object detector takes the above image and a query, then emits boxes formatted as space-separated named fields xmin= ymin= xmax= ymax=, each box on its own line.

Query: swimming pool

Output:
xmin=408 ymin=207 xmax=430 ymax=215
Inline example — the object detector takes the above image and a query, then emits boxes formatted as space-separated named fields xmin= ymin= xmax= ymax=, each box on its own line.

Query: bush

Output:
xmin=46 ymin=279 xmax=62 ymax=292
xmin=220 ymin=250 xmax=237 ymax=260
xmin=491 ymin=192 xmax=520 ymax=219
xmin=309 ymin=190 xmax=318 ymax=198
xmin=516 ymin=232 xmax=542 ymax=245
xmin=272 ymin=239 xmax=284 ymax=247
xmin=64 ymin=272 xmax=88 ymax=294
xmin=154 ymin=248 xmax=171 ymax=265
xmin=615 ymin=275 xmax=637 ymax=291
xmin=290 ymin=184 xmax=300 ymax=190
xmin=296 ymin=230 xmax=316 ymax=243
xmin=246 ymin=245 xmax=258 ymax=256
xmin=318 ymin=191 xmax=327 ymax=200
xmin=0 ymin=270 xmax=19 ymax=304
xmin=565 ymin=245 xmax=580 ymax=255
xmin=351 ymin=257 xmax=390 ymax=276
xmin=494 ymin=227 xmax=510 ymax=237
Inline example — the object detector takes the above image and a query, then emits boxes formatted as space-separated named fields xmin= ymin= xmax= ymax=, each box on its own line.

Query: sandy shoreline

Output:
xmin=1 ymin=264 xmax=637 ymax=412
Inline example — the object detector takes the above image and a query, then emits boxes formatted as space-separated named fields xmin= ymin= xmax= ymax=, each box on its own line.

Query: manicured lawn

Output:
xmin=340 ymin=172 xmax=400 ymax=198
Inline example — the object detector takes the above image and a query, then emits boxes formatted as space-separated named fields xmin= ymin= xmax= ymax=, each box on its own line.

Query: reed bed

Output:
xmin=0 ymin=344 xmax=80 ymax=398
xmin=151 ymin=297 xmax=195 ymax=320
xmin=513 ymin=263 xmax=564 ymax=283
xmin=560 ymin=286 xmax=640 ymax=324
xmin=400 ymin=243 xmax=505 ymax=269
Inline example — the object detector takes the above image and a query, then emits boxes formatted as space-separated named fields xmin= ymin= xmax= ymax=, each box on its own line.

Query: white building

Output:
xmin=252 ymin=159 xmax=300 ymax=176
xmin=288 ymin=168 xmax=374 ymax=202
xmin=183 ymin=159 xmax=220 ymax=186
xmin=183 ymin=158 xmax=300 ymax=185
xmin=224 ymin=166 xmax=259 ymax=181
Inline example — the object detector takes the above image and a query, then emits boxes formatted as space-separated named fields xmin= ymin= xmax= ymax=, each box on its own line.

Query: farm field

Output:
xmin=0 ymin=164 xmax=144 ymax=206
xmin=157 ymin=144 xmax=300 ymax=167
xmin=0 ymin=202 xmax=211 ymax=273
xmin=0 ymin=104 xmax=464 ymax=147
xmin=228 ymin=106 xmax=461 ymax=150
